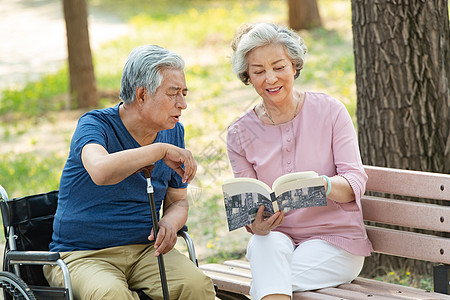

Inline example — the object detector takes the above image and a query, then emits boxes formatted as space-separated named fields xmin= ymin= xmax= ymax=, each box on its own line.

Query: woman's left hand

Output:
xmin=248 ymin=205 xmax=284 ymax=235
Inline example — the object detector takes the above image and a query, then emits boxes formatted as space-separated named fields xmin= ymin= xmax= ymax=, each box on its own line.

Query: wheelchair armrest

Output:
xmin=176 ymin=225 xmax=198 ymax=266
xmin=5 ymin=251 xmax=61 ymax=263
xmin=5 ymin=250 xmax=74 ymax=300
xmin=177 ymin=224 xmax=188 ymax=235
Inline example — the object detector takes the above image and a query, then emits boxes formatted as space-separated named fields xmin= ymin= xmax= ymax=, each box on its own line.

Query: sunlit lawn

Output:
xmin=0 ymin=0 xmax=357 ymax=262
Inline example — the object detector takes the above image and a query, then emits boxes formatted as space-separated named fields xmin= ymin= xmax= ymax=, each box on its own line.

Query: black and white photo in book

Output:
xmin=223 ymin=192 xmax=274 ymax=231
xmin=275 ymin=185 xmax=327 ymax=212
xmin=223 ymin=184 xmax=327 ymax=231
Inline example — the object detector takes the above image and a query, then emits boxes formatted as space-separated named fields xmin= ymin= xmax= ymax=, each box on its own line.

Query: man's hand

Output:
xmin=163 ymin=145 xmax=197 ymax=184
xmin=148 ymin=219 xmax=178 ymax=256
xmin=248 ymin=206 xmax=284 ymax=235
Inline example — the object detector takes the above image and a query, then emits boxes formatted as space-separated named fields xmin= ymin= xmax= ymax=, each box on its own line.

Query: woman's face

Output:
xmin=247 ymin=43 xmax=297 ymax=105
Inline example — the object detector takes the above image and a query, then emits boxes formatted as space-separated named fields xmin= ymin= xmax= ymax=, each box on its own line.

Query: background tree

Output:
xmin=62 ymin=0 xmax=98 ymax=108
xmin=288 ymin=0 xmax=322 ymax=30
xmin=352 ymin=0 xmax=450 ymax=275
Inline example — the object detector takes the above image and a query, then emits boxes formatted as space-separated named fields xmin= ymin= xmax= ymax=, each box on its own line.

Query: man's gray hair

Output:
xmin=119 ymin=45 xmax=185 ymax=103
xmin=230 ymin=23 xmax=308 ymax=85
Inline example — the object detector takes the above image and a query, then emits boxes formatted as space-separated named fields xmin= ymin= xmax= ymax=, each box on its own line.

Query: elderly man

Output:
xmin=44 ymin=45 xmax=215 ymax=300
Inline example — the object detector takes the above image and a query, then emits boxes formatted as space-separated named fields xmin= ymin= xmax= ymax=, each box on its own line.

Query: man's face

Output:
xmin=142 ymin=68 xmax=188 ymax=132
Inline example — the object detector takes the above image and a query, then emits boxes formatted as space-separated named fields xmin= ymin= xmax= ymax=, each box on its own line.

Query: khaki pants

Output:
xmin=43 ymin=244 xmax=215 ymax=300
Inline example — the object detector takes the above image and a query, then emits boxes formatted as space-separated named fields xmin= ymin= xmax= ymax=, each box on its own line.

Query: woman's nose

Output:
xmin=265 ymin=71 xmax=277 ymax=84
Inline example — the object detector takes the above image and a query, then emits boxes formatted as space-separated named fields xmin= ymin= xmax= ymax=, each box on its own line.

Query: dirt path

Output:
xmin=0 ymin=0 xmax=130 ymax=90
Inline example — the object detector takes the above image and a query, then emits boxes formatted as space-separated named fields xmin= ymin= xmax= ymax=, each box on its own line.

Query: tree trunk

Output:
xmin=288 ymin=0 xmax=322 ymax=30
xmin=62 ymin=0 xmax=98 ymax=108
xmin=353 ymin=0 xmax=449 ymax=173
xmin=352 ymin=0 xmax=450 ymax=276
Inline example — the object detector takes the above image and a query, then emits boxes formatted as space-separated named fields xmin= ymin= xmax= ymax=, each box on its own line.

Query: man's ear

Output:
xmin=135 ymin=86 xmax=146 ymax=103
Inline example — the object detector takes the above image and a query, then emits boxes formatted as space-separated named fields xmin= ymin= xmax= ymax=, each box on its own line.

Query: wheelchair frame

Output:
xmin=0 ymin=185 xmax=199 ymax=300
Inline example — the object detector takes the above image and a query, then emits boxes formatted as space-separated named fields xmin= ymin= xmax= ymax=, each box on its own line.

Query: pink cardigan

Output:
xmin=227 ymin=92 xmax=373 ymax=256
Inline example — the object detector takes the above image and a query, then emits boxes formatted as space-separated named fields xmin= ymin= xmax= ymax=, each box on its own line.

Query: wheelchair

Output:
xmin=0 ymin=185 xmax=198 ymax=300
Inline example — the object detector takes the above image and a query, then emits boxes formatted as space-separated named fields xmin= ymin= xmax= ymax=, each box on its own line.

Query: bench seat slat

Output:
xmin=201 ymin=270 xmax=250 ymax=295
xmin=313 ymin=287 xmax=405 ymax=300
xmin=362 ymin=196 xmax=450 ymax=232
xmin=336 ymin=280 xmax=444 ymax=300
xmin=223 ymin=260 xmax=251 ymax=270
xmin=351 ymin=277 xmax=450 ymax=299
xmin=365 ymin=166 xmax=450 ymax=201
xmin=366 ymin=226 xmax=450 ymax=264
xmin=199 ymin=263 xmax=251 ymax=278
xmin=293 ymin=290 xmax=363 ymax=299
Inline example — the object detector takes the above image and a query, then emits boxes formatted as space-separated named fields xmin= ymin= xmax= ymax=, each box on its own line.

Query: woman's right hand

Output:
xmin=248 ymin=205 xmax=284 ymax=235
xmin=162 ymin=144 xmax=197 ymax=184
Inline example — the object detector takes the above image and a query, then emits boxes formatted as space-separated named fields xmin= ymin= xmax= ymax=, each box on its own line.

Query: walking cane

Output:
xmin=143 ymin=166 xmax=170 ymax=300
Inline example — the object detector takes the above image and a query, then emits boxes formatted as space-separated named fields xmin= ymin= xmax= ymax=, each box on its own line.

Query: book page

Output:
xmin=273 ymin=176 xmax=323 ymax=197
xmin=223 ymin=177 xmax=272 ymax=198
xmin=275 ymin=185 xmax=327 ymax=213
xmin=272 ymin=171 xmax=319 ymax=190
xmin=273 ymin=176 xmax=327 ymax=214
xmin=222 ymin=178 xmax=274 ymax=231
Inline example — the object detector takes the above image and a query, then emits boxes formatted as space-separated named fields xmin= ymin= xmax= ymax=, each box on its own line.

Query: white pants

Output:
xmin=246 ymin=231 xmax=365 ymax=300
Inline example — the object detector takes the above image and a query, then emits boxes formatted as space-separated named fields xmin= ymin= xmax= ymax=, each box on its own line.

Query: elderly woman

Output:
xmin=44 ymin=45 xmax=215 ymax=300
xmin=227 ymin=23 xmax=373 ymax=300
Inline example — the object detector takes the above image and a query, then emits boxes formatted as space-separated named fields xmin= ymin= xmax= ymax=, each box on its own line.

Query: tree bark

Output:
xmin=62 ymin=0 xmax=98 ymax=108
xmin=353 ymin=0 xmax=450 ymax=173
xmin=288 ymin=0 xmax=322 ymax=30
xmin=352 ymin=0 xmax=450 ymax=277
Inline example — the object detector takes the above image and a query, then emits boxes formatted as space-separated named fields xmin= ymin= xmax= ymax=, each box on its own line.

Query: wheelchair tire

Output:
xmin=0 ymin=271 xmax=37 ymax=300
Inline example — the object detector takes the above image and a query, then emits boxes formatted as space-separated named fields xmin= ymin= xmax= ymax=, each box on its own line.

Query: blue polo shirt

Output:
xmin=49 ymin=103 xmax=187 ymax=252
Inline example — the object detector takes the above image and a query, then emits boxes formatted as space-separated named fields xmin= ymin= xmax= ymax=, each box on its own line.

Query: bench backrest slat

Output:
xmin=364 ymin=165 xmax=450 ymax=201
xmin=362 ymin=165 xmax=450 ymax=264
xmin=361 ymin=196 xmax=450 ymax=233
xmin=366 ymin=226 xmax=450 ymax=264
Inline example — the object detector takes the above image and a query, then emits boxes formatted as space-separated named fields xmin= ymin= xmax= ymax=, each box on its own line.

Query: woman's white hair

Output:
xmin=119 ymin=45 xmax=185 ymax=103
xmin=230 ymin=23 xmax=308 ymax=85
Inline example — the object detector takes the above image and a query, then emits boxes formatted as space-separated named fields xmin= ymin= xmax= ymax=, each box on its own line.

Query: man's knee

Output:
xmin=91 ymin=284 xmax=134 ymax=298
xmin=175 ymin=267 xmax=215 ymax=299
xmin=81 ymin=279 xmax=138 ymax=300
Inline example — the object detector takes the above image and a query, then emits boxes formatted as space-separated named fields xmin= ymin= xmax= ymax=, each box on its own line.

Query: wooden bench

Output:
xmin=200 ymin=165 xmax=450 ymax=299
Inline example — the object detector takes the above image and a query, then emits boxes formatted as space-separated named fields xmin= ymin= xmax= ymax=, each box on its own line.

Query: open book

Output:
xmin=222 ymin=171 xmax=327 ymax=231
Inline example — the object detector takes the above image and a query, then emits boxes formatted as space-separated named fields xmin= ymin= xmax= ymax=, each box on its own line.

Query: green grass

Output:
xmin=376 ymin=269 xmax=434 ymax=291
xmin=0 ymin=153 xmax=64 ymax=196
xmin=0 ymin=68 xmax=69 ymax=121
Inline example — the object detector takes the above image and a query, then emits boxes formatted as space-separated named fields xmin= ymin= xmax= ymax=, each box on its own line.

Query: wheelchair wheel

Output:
xmin=0 ymin=271 xmax=37 ymax=300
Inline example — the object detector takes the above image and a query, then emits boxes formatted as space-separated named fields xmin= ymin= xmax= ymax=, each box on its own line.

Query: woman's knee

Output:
xmin=247 ymin=231 xmax=293 ymax=259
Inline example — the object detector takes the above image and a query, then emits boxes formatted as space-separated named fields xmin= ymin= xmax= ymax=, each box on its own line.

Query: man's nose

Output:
xmin=176 ymin=94 xmax=187 ymax=110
